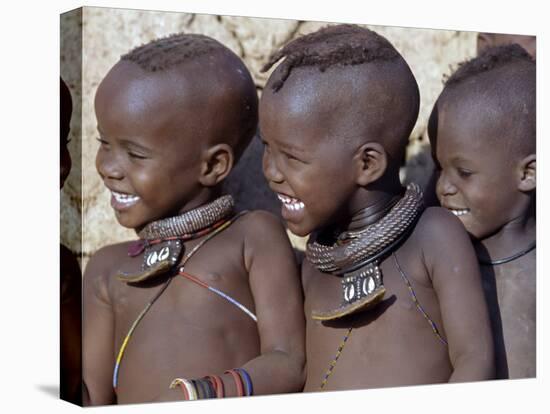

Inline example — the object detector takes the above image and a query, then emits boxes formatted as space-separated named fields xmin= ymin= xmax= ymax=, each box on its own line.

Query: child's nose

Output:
xmin=262 ymin=148 xmax=284 ymax=184
xmin=436 ymin=170 xmax=457 ymax=197
xmin=96 ymin=149 xmax=123 ymax=181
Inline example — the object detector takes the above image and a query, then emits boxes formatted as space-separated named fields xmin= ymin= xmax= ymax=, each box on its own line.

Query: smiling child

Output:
xmin=429 ymin=44 xmax=536 ymax=379
xmin=83 ymin=33 xmax=305 ymax=405
xmin=260 ymin=24 xmax=494 ymax=391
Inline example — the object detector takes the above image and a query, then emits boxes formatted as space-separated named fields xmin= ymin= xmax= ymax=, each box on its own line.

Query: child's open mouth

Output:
xmin=111 ymin=190 xmax=140 ymax=209
xmin=277 ymin=193 xmax=305 ymax=212
xmin=448 ymin=207 xmax=470 ymax=217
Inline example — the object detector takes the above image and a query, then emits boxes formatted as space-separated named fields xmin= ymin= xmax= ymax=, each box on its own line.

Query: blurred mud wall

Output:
xmin=60 ymin=7 xmax=477 ymax=267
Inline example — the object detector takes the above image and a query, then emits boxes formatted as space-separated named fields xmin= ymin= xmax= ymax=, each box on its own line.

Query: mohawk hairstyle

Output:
xmin=261 ymin=24 xmax=400 ymax=91
xmin=121 ymin=33 xmax=229 ymax=72
xmin=446 ymin=43 xmax=534 ymax=86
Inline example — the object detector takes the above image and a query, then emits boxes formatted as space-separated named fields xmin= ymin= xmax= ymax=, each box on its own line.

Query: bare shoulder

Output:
xmin=237 ymin=210 xmax=297 ymax=276
xmin=236 ymin=209 xmax=288 ymax=244
xmin=410 ymin=207 xmax=475 ymax=270
xmin=84 ymin=241 xmax=133 ymax=278
xmin=414 ymin=206 xmax=465 ymax=236
xmin=413 ymin=207 xmax=470 ymax=248
xmin=83 ymin=241 xmax=134 ymax=302
xmin=238 ymin=209 xmax=286 ymax=230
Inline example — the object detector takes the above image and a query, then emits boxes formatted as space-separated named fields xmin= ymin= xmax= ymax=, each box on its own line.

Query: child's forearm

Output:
xmin=223 ymin=349 xmax=306 ymax=396
xmin=165 ymin=349 xmax=305 ymax=400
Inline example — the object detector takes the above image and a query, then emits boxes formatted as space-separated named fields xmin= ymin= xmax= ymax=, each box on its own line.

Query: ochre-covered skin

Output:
xmin=431 ymin=58 xmax=536 ymax=378
xmin=260 ymin=55 xmax=494 ymax=391
xmin=84 ymin=210 xmax=305 ymax=403
xmin=480 ymin=253 xmax=536 ymax=379
xmin=84 ymin=48 xmax=305 ymax=405
xmin=301 ymin=209 xmax=486 ymax=390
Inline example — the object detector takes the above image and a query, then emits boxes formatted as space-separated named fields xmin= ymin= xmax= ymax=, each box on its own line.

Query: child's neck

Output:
xmin=476 ymin=207 xmax=535 ymax=262
xmin=342 ymin=178 xmax=404 ymax=232
xmin=176 ymin=188 xmax=221 ymax=216
xmin=135 ymin=187 xmax=222 ymax=234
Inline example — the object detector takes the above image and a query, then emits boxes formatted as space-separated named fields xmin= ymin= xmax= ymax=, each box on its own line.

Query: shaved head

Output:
xmin=430 ymin=44 xmax=535 ymax=159
xmin=104 ymin=33 xmax=259 ymax=160
xmin=261 ymin=24 xmax=419 ymax=172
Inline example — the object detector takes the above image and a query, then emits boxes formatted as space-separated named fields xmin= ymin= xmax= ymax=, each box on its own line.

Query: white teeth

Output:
xmin=112 ymin=191 xmax=140 ymax=205
xmin=449 ymin=208 xmax=470 ymax=217
xmin=276 ymin=194 xmax=304 ymax=212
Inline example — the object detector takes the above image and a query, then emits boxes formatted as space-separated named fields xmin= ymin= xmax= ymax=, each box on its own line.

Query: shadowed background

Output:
xmin=60 ymin=7 xmax=477 ymax=268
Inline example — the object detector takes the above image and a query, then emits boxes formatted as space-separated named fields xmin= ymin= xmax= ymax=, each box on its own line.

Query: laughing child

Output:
xmin=83 ymin=33 xmax=305 ymax=405
xmin=259 ymin=25 xmax=494 ymax=391
xmin=429 ymin=44 xmax=536 ymax=379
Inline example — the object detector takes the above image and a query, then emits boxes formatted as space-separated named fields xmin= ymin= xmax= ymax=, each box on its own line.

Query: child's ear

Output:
xmin=353 ymin=142 xmax=388 ymax=186
xmin=517 ymin=154 xmax=536 ymax=192
xmin=199 ymin=143 xmax=234 ymax=187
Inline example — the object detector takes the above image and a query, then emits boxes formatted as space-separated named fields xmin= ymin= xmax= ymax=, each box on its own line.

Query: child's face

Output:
xmin=433 ymin=99 xmax=522 ymax=240
xmin=259 ymin=82 xmax=358 ymax=237
xmin=94 ymin=62 xmax=205 ymax=230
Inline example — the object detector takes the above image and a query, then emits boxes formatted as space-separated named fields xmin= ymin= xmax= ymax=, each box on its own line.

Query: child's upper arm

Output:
xmin=243 ymin=211 xmax=305 ymax=358
xmin=82 ymin=246 xmax=117 ymax=405
xmin=419 ymin=208 xmax=493 ymax=373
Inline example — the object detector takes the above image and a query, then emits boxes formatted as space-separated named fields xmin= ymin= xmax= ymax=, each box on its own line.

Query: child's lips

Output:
xmin=110 ymin=190 xmax=140 ymax=210
xmin=276 ymin=193 xmax=305 ymax=220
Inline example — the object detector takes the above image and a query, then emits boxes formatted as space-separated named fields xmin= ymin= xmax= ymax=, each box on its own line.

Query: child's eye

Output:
xmin=128 ymin=152 xmax=148 ymax=160
xmin=457 ymin=168 xmax=473 ymax=178
xmin=283 ymin=151 xmax=302 ymax=163
xmin=96 ymin=137 xmax=110 ymax=147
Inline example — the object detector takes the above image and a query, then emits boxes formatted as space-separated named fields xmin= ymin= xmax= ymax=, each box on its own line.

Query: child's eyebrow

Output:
xmin=96 ymin=126 xmax=154 ymax=153
xmin=450 ymin=155 xmax=473 ymax=164
xmin=278 ymin=141 xmax=308 ymax=155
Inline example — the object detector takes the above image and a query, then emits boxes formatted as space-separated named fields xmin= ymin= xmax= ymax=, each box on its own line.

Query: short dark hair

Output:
xmin=261 ymin=24 xmax=400 ymax=91
xmin=431 ymin=44 xmax=535 ymax=157
xmin=445 ymin=43 xmax=534 ymax=86
xmin=121 ymin=33 xmax=230 ymax=72
xmin=119 ymin=33 xmax=258 ymax=162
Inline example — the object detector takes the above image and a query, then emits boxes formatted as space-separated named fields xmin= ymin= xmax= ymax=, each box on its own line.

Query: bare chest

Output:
xmin=303 ymin=256 xmax=451 ymax=391
xmin=108 ymin=244 xmax=259 ymax=402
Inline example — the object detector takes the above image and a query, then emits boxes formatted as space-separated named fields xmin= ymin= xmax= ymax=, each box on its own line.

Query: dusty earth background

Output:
xmin=60 ymin=7 xmax=477 ymax=267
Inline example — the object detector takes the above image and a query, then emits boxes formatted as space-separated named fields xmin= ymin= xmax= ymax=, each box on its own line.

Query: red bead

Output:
xmin=127 ymin=240 xmax=146 ymax=257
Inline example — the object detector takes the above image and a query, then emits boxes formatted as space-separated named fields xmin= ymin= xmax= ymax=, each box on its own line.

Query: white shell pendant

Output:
xmin=142 ymin=240 xmax=182 ymax=271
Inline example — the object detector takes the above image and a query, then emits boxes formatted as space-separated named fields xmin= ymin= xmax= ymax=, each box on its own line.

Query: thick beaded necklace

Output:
xmin=306 ymin=183 xmax=424 ymax=321
xmin=116 ymin=195 xmax=234 ymax=284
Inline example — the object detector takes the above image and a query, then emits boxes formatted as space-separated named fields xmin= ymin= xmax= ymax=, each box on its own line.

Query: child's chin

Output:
xmin=464 ymin=225 xmax=485 ymax=241
xmin=114 ymin=211 xmax=145 ymax=231
xmin=286 ymin=222 xmax=311 ymax=238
